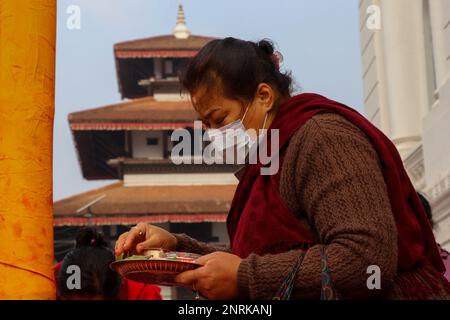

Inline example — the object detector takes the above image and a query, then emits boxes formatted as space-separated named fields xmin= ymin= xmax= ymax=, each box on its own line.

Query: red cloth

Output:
xmin=54 ymin=261 xmax=162 ymax=300
xmin=228 ymin=93 xmax=445 ymax=276
xmin=119 ymin=279 xmax=162 ymax=300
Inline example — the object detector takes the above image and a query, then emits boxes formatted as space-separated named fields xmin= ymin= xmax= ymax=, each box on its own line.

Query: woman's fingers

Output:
xmin=114 ymin=224 xmax=147 ymax=255
xmin=135 ymin=236 xmax=160 ymax=254
xmin=194 ymin=253 xmax=215 ymax=265
xmin=114 ymin=223 xmax=177 ymax=256
xmin=122 ymin=226 xmax=146 ymax=253
xmin=175 ymin=268 xmax=201 ymax=285
xmin=114 ymin=231 xmax=129 ymax=255
xmin=174 ymin=255 xmax=213 ymax=284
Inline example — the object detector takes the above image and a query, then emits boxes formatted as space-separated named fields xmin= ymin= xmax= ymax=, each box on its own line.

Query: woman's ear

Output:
xmin=255 ymin=83 xmax=276 ymax=113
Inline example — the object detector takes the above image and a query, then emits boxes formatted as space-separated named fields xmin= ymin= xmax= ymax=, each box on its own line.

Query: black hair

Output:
xmin=57 ymin=227 xmax=121 ymax=300
xmin=181 ymin=37 xmax=293 ymax=104
xmin=417 ymin=192 xmax=433 ymax=228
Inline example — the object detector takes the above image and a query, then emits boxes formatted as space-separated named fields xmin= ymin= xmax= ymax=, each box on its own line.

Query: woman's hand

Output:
xmin=114 ymin=223 xmax=178 ymax=256
xmin=175 ymin=252 xmax=243 ymax=300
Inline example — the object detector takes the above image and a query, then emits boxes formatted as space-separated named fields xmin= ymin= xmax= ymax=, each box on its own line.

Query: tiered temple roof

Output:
xmin=54 ymin=182 xmax=236 ymax=226
xmin=54 ymin=5 xmax=233 ymax=227
xmin=68 ymin=96 xmax=197 ymax=131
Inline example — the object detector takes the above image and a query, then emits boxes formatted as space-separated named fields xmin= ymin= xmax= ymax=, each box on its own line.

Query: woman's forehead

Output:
xmin=191 ymin=89 xmax=222 ymax=113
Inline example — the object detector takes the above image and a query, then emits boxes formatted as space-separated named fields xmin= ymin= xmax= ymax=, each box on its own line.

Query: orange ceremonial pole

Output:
xmin=0 ymin=0 xmax=56 ymax=299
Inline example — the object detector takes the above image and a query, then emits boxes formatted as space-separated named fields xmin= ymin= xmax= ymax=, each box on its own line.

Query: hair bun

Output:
xmin=75 ymin=227 xmax=108 ymax=248
xmin=257 ymin=39 xmax=275 ymax=56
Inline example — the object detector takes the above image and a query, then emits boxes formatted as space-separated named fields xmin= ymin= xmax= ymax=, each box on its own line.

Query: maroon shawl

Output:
xmin=227 ymin=93 xmax=445 ymax=277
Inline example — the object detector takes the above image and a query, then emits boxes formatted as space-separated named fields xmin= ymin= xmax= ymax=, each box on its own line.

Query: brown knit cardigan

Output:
xmin=174 ymin=113 xmax=450 ymax=300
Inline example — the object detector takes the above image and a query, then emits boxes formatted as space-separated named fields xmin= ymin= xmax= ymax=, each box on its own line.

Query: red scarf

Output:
xmin=227 ymin=93 xmax=445 ymax=277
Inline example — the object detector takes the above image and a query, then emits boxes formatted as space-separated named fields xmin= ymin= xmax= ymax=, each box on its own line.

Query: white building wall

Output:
xmin=154 ymin=92 xmax=186 ymax=101
xmin=359 ymin=0 xmax=450 ymax=249
xmin=131 ymin=131 xmax=164 ymax=159
xmin=422 ymin=0 xmax=450 ymax=248
xmin=212 ymin=222 xmax=229 ymax=245
xmin=443 ymin=1 xmax=450 ymax=75
xmin=124 ymin=173 xmax=238 ymax=187
xmin=359 ymin=0 xmax=381 ymax=130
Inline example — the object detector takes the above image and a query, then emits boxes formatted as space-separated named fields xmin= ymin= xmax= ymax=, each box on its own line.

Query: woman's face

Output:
xmin=191 ymin=83 xmax=277 ymax=131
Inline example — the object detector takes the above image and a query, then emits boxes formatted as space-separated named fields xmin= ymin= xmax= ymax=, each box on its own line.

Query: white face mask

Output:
xmin=206 ymin=105 xmax=268 ymax=163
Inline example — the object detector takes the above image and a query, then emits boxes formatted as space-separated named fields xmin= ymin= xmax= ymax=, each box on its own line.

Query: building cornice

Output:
xmin=427 ymin=171 xmax=450 ymax=222
xmin=403 ymin=144 xmax=426 ymax=190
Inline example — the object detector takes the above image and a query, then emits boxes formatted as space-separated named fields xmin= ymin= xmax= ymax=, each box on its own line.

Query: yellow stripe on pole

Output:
xmin=0 ymin=0 xmax=56 ymax=299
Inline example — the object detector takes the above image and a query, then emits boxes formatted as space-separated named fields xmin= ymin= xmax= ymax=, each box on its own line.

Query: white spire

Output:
xmin=173 ymin=3 xmax=191 ymax=39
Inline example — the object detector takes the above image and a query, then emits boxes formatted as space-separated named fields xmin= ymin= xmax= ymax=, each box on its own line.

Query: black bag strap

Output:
xmin=272 ymin=251 xmax=305 ymax=300
xmin=272 ymin=246 xmax=341 ymax=300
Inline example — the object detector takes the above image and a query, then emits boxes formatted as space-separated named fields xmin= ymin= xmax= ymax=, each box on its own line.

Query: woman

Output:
xmin=57 ymin=228 xmax=162 ymax=300
xmin=115 ymin=38 xmax=450 ymax=300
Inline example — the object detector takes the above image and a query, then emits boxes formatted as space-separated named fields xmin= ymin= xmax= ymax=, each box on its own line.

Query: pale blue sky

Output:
xmin=54 ymin=0 xmax=364 ymax=201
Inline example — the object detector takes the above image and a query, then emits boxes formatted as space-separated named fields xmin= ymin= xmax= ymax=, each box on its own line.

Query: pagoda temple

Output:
xmin=53 ymin=5 xmax=238 ymax=299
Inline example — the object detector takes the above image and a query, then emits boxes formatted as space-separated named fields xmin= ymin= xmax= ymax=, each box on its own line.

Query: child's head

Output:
xmin=57 ymin=227 xmax=121 ymax=300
